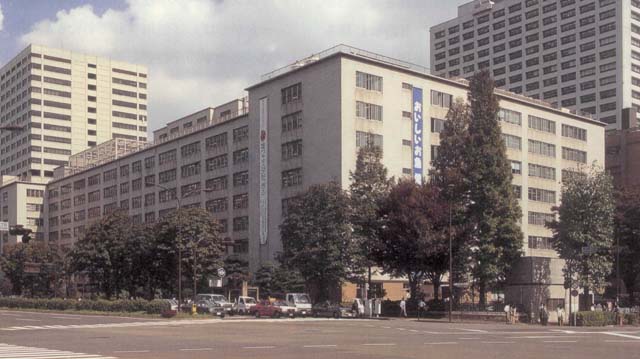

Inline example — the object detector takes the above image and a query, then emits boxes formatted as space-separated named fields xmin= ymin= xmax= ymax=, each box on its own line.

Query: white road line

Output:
xmin=543 ymin=340 xmax=578 ymax=343
xmin=15 ymin=318 xmax=41 ymax=322
xmin=605 ymin=340 xmax=640 ymax=343
xmin=409 ymin=329 xmax=420 ymax=332
xmin=243 ymin=346 xmax=276 ymax=349
xmin=179 ymin=348 xmax=213 ymax=351
xmin=481 ymin=341 xmax=516 ymax=344
xmin=113 ymin=350 xmax=150 ymax=353
xmin=0 ymin=343 xmax=116 ymax=359
xmin=303 ymin=345 xmax=337 ymax=348
xmin=51 ymin=317 xmax=82 ymax=320
xmin=425 ymin=342 xmax=458 ymax=345
xmin=361 ymin=343 xmax=396 ymax=346
xmin=0 ymin=313 xmax=21 ymax=316
xmin=602 ymin=332 xmax=640 ymax=340
xmin=459 ymin=337 xmax=480 ymax=340
xmin=458 ymin=328 xmax=489 ymax=333
xmin=508 ymin=335 xmax=582 ymax=339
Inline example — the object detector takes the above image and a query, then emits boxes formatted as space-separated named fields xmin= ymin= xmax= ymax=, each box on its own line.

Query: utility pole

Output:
xmin=448 ymin=200 xmax=453 ymax=323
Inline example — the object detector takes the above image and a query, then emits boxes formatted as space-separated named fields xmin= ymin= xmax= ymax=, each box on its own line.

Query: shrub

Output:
xmin=573 ymin=311 xmax=616 ymax=326
xmin=0 ymin=297 xmax=170 ymax=314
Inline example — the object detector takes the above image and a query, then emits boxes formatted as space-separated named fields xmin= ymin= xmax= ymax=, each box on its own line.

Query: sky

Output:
xmin=0 ymin=0 xmax=468 ymax=134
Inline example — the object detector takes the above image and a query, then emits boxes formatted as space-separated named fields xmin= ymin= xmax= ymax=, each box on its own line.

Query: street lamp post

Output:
xmin=144 ymin=182 xmax=213 ymax=312
xmin=448 ymin=203 xmax=453 ymax=323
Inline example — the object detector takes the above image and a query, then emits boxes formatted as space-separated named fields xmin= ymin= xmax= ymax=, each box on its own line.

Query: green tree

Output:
xmin=224 ymin=255 xmax=250 ymax=292
xmin=375 ymin=179 xmax=449 ymax=302
xmin=615 ymin=186 xmax=640 ymax=305
xmin=349 ymin=145 xmax=392 ymax=299
xmin=280 ymin=182 xmax=357 ymax=303
xmin=549 ymin=166 xmax=615 ymax=305
xmin=68 ymin=210 xmax=132 ymax=299
xmin=154 ymin=207 xmax=224 ymax=301
xmin=464 ymin=70 xmax=523 ymax=307
xmin=0 ymin=243 xmax=63 ymax=296
xmin=252 ymin=262 xmax=305 ymax=298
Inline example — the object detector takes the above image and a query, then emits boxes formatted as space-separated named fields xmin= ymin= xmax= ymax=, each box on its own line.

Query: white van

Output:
xmin=285 ymin=293 xmax=312 ymax=317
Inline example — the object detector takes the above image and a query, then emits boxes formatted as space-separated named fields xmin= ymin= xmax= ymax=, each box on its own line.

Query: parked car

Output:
xmin=233 ymin=296 xmax=257 ymax=315
xmin=251 ymin=300 xmax=295 ymax=318
xmin=285 ymin=293 xmax=312 ymax=317
xmin=195 ymin=294 xmax=233 ymax=316
xmin=312 ymin=301 xmax=356 ymax=319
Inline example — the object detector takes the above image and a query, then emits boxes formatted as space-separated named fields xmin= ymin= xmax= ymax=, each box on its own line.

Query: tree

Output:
xmin=224 ymin=255 xmax=250 ymax=293
xmin=252 ymin=262 xmax=305 ymax=298
xmin=615 ymin=185 xmax=640 ymax=305
xmin=349 ymin=145 xmax=392 ymax=299
xmin=155 ymin=207 xmax=224 ymax=301
xmin=280 ymin=182 xmax=357 ymax=303
xmin=68 ymin=210 xmax=132 ymax=299
xmin=0 ymin=243 xmax=63 ymax=296
xmin=464 ymin=70 xmax=523 ymax=307
xmin=375 ymin=179 xmax=449 ymax=302
xmin=549 ymin=166 xmax=615 ymax=305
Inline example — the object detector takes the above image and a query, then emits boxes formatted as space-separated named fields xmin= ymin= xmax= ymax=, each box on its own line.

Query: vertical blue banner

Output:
xmin=412 ymin=87 xmax=423 ymax=183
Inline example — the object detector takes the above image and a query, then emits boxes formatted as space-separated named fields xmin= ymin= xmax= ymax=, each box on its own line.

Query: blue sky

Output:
xmin=0 ymin=0 xmax=467 ymax=133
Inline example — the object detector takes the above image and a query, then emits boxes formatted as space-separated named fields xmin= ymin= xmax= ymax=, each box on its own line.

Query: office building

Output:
xmin=429 ymin=0 xmax=634 ymax=129
xmin=42 ymin=45 xmax=604 ymax=311
xmin=0 ymin=44 xmax=148 ymax=183
xmin=606 ymin=120 xmax=640 ymax=189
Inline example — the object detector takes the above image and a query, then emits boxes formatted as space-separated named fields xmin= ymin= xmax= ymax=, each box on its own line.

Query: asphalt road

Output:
xmin=1 ymin=310 xmax=639 ymax=359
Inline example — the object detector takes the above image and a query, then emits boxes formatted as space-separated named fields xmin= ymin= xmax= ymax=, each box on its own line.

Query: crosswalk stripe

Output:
xmin=0 ymin=344 xmax=115 ymax=359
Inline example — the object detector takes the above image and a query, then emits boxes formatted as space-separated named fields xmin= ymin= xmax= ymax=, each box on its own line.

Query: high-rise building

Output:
xmin=429 ymin=0 xmax=633 ymax=129
xmin=41 ymin=45 xmax=605 ymax=311
xmin=0 ymin=44 xmax=149 ymax=183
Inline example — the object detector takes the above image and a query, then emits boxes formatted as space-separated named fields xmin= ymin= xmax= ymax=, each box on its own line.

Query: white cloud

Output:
xmin=19 ymin=0 xmax=463 ymax=134
xmin=0 ymin=2 xmax=4 ymax=32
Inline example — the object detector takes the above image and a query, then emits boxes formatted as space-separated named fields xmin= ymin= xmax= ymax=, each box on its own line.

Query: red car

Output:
xmin=251 ymin=300 xmax=294 ymax=318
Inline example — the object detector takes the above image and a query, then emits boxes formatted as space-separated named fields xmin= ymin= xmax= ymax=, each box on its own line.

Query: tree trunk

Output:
xmin=432 ymin=276 xmax=441 ymax=301
xmin=478 ymin=281 xmax=487 ymax=310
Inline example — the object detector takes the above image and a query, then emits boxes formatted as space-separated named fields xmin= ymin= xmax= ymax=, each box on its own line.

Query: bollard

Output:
xmin=192 ymin=303 xmax=197 ymax=315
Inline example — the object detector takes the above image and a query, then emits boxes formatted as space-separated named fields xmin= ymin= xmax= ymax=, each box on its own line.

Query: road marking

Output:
xmin=243 ymin=346 xmax=276 ymax=349
xmin=15 ymin=318 xmax=41 ymax=322
xmin=361 ymin=343 xmax=396 ymax=346
xmin=0 ymin=313 xmax=20 ymax=317
xmin=179 ymin=348 xmax=213 ymax=351
xmin=113 ymin=350 xmax=150 ymax=353
xmin=509 ymin=336 xmax=582 ymax=339
xmin=409 ymin=329 xmax=420 ymax=332
xmin=602 ymin=332 xmax=640 ymax=340
xmin=458 ymin=328 xmax=489 ymax=333
xmin=551 ymin=329 xmax=576 ymax=334
xmin=459 ymin=337 xmax=480 ymax=340
xmin=0 ymin=343 xmax=116 ymax=359
xmin=303 ymin=345 xmax=337 ymax=348
xmin=543 ymin=340 xmax=578 ymax=343
xmin=481 ymin=341 xmax=515 ymax=344
xmin=425 ymin=342 xmax=458 ymax=345
xmin=52 ymin=316 xmax=82 ymax=320
xmin=605 ymin=340 xmax=640 ymax=343
xmin=382 ymin=326 xmax=391 ymax=329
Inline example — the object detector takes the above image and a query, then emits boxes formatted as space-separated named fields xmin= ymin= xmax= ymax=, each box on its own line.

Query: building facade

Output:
xmin=41 ymin=45 xmax=604 ymax=311
xmin=0 ymin=176 xmax=47 ymax=254
xmin=0 ymin=44 xmax=149 ymax=183
xmin=429 ymin=0 xmax=634 ymax=129
xmin=606 ymin=123 xmax=640 ymax=189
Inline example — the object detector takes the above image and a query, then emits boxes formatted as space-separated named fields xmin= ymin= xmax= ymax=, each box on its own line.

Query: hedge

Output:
xmin=572 ymin=311 xmax=639 ymax=326
xmin=0 ymin=297 xmax=170 ymax=314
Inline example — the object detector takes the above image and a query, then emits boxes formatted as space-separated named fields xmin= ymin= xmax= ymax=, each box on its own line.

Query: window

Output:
xmin=528 ymin=115 xmax=555 ymax=134
xmin=159 ymin=150 xmax=176 ymax=165
xmin=528 ymin=212 xmax=555 ymax=226
xmin=562 ymin=124 xmax=586 ymax=141
xmin=528 ymin=140 xmax=556 ymax=157
xmin=356 ymin=71 xmax=383 ymax=91
xmin=233 ymin=126 xmax=249 ymax=143
xmin=502 ymin=134 xmax=522 ymax=150
xmin=233 ymin=193 xmax=249 ymax=210
xmin=356 ymin=131 xmax=383 ymax=148
xmin=528 ymin=188 xmax=556 ymax=203
xmin=528 ymin=236 xmax=554 ymax=250
xmin=282 ymin=140 xmax=303 ymax=160
xmin=431 ymin=118 xmax=445 ymax=133
xmin=181 ymin=162 xmax=201 ymax=177
xmin=511 ymin=161 xmax=522 ymax=175
xmin=233 ymin=148 xmax=249 ymax=165
xmin=431 ymin=90 xmax=452 ymax=108
xmin=206 ymin=154 xmax=228 ymax=171
xmin=282 ymin=168 xmax=303 ymax=188
xmin=159 ymin=169 xmax=176 ymax=184
xmin=206 ymin=198 xmax=228 ymax=213
xmin=88 ymin=174 xmax=101 ymax=186
xmin=282 ymin=112 xmax=302 ymax=132
xmin=159 ymin=188 xmax=177 ymax=203
xmin=281 ymin=83 xmax=302 ymax=104
xmin=205 ymin=133 xmax=228 ymax=151
xmin=207 ymin=175 xmax=228 ymax=191
xmin=181 ymin=141 xmax=200 ymax=157
xmin=562 ymin=147 xmax=587 ymax=163
xmin=356 ymin=101 xmax=383 ymax=121
xmin=233 ymin=216 xmax=249 ymax=232
xmin=233 ymin=171 xmax=249 ymax=187
xmin=529 ymin=163 xmax=556 ymax=180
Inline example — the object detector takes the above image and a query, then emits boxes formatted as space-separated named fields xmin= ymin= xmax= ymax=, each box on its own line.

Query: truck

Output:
xmin=233 ymin=296 xmax=258 ymax=315
xmin=285 ymin=293 xmax=312 ymax=317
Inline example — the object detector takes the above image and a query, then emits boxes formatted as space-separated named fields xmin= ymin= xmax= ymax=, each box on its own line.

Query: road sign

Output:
xmin=0 ymin=222 xmax=8 ymax=231
xmin=217 ymin=268 xmax=226 ymax=277
xmin=571 ymin=289 xmax=579 ymax=297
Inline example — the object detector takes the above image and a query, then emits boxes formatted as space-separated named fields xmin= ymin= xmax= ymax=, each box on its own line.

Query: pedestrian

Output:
xmin=540 ymin=305 xmax=548 ymax=326
xmin=511 ymin=305 xmax=518 ymax=324
xmin=557 ymin=306 xmax=565 ymax=326
xmin=504 ymin=303 xmax=511 ymax=324
xmin=400 ymin=299 xmax=407 ymax=318
xmin=418 ymin=299 xmax=426 ymax=321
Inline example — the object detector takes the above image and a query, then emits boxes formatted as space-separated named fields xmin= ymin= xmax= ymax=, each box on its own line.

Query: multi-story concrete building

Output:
xmin=0 ymin=176 xmax=47 ymax=254
xmin=42 ymin=45 xmax=604 ymax=311
xmin=429 ymin=0 xmax=635 ymax=129
xmin=606 ymin=121 xmax=640 ymax=189
xmin=0 ymin=44 xmax=149 ymax=183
